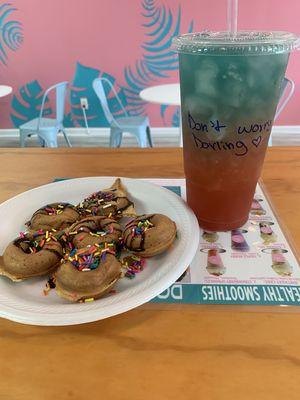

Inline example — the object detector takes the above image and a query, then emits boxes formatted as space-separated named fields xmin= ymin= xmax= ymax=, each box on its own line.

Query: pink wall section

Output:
xmin=1 ymin=0 xmax=300 ymax=128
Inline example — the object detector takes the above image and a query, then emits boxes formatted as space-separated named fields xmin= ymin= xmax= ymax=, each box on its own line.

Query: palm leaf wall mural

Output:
xmin=0 ymin=2 xmax=23 ymax=65
xmin=10 ymin=1 xmax=192 ymax=128
xmin=10 ymin=80 xmax=52 ymax=127
xmin=123 ymin=0 xmax=193 ymax=125
xmin=65 ymin=62 xmax=127 ymax=128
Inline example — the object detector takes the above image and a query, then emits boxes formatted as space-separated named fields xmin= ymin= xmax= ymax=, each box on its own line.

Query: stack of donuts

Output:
xmin=0 ymin=179 xmax=177 ymax=303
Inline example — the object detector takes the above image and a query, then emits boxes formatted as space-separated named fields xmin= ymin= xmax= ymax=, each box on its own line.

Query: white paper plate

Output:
xmin=0 ymin=177 xmax=199 ymax=326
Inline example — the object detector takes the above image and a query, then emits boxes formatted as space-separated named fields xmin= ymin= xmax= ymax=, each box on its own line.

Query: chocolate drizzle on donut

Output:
xmin=27 ymin=203 xmax=77 ymax=227
xmin=124 ymin=215 xmax=155 ymax=252
xmin=70 ymin=218 xmax=122 ymax=236
xmin=13 ymin=234 xmax=62 ymax=258
xmin=13 ymin=237 xmax=33 ymax=253
xmin=78 ymin=191 xmax=133 ymax=218
xmin=116 ymin=197 xmax=134 ymax=213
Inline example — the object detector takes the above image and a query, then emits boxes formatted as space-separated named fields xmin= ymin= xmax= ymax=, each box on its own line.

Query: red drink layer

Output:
xmin=184 ymin=134 xmax=269 ymax=230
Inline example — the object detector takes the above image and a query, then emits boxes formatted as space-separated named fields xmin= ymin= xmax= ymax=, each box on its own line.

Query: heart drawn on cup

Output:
xmin=252 ymin=136 xmax=262 ymax=148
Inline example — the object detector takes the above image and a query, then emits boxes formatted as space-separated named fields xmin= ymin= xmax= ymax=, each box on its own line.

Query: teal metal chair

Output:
xmin=93 ymin=77 xmax=153 ymax=147
xmin=269 ymin=77 xmax=295 ymax=146
xmin=19 ymin=81 xmax=71 ymax=148
xmin=275 ymin=77 xmax=295 ymax=120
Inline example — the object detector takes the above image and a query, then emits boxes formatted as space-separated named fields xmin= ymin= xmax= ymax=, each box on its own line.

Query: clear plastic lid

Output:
xmin=173 ymin=31 xmax=300 ymax=55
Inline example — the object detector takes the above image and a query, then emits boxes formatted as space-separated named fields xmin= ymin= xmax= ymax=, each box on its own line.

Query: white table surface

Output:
xmin=139 ymin=83 xmax=180 ymax=106
xmin=0 ymin=85 xmax=12 ymax=98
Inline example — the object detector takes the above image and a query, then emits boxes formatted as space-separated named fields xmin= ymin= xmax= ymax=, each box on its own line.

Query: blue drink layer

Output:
xmin=180 ymin=52 xmax=289 ymax=134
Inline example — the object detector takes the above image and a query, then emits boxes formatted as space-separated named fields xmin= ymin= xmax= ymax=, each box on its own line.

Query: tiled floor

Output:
xmin=0 ymin=135 xmax=111 ymax=148
xmin=0 ymin=130 xmax=299 ymax=147
xmin=0 ymin=130 xmax=179 ymax=147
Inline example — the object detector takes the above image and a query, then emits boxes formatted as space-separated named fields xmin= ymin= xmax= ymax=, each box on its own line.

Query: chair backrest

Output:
xmin=269 ymin=77 xmax=295 ymax=146
xmin=38 ymin=81 xmax=68 ymax=127
xmin=93 ymin=78 xmax=128 ymax=126
xmin=274 ymin=77 xmax=295 ymax=121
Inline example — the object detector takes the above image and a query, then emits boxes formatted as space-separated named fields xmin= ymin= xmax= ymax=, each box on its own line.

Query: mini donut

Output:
xmin=27 ymin=203 xmax=80 ymax=232
xmin=0 ymin=231 xmax=63 ymax=281
xmin=65 ymin=216 xmax=122 ymax=249
xmin=77 ymin=178 xmax=135 ymax=219
xmin=55 ymin=247 xmax=122 ymax=302
xmin=123 ymin=214 xmax=177 ymax=257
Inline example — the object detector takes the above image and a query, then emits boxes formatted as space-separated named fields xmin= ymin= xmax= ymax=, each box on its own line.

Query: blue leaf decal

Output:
xmin=172 ymin=108 xmax=180 ymax=127
xmin=63 ymin=112 xmax=73 ymax=128
xmin=10 ymin=80 xmax=52 ymax=127
xmin=160 ymin=103 xmax=168 ymax=126
xmin=123 ymin=1 xmax=193 ymax=118
xmin=142 ymin=8 xmax=160 ymax=27
xmin=188 ymin=20 xmax=194 ymax=33
xmin=66 ymin=62 xmax=127 ymax=127
xmin=11 ymin=2 xmax=192 ymax=128
xmin=0 ymin=3 xmax=23 ymax=65
xmin=159 ymin=104 xmax=180 ymax=127
xmin=3 ymin=20 xmax=23 ymax=51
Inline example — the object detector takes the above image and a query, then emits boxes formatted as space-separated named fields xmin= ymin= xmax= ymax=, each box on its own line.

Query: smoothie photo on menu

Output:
xmin=202 ymin=231 xmax=219 ymax=243
xmin=260 ymin=222 xmax=277 ymax=244
xmin=250 ymin=199 xmax=267 ymax=216
xmin=204 ymin=248 xmax=226 ymax=276
xmin=271 ymin=249 xmax=293 ymax=276
xmin=231 ymin=229 xmax=250 ymax=252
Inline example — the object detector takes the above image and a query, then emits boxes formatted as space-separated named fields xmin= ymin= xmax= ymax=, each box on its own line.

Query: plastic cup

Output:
xmin=173 ymin=31 xmax=299 ymax=231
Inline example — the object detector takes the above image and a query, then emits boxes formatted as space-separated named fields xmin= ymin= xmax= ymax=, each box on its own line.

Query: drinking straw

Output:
xmin=227 ymin=0 xmax=238 ymax=35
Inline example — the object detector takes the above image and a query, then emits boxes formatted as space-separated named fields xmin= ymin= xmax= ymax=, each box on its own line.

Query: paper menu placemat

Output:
xmin=146 ymin=179 xmax=300 ymax=307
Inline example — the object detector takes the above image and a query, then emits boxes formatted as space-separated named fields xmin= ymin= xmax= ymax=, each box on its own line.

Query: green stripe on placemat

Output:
xmin=153 ymin=284 xmax=300 ymax=306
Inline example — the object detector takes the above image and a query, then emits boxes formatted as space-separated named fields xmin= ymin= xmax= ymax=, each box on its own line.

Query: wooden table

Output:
xmin=1 ymin=147 xmax=300 ymax=400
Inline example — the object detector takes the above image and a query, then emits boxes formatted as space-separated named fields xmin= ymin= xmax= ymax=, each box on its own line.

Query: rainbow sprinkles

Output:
xmin=64 ymin=242 xmax=116 ymax=272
